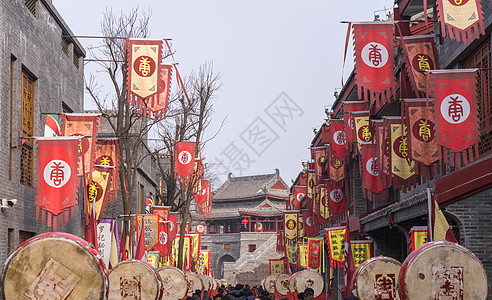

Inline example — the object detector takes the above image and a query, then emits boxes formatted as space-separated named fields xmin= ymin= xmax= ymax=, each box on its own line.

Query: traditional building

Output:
xmin=199 ymin=169 xmax=289 ymax=285
xmin=0 ymin=0 xmax=85 ymax=261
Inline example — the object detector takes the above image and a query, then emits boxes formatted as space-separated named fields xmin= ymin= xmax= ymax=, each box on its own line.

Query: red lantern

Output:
xmin=242 ymin=219 xmax=249 ymax=224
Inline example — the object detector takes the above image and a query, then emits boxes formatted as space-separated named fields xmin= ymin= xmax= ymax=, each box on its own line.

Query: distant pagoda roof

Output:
xmin=213 ymin=169 xmax=289 ymax=202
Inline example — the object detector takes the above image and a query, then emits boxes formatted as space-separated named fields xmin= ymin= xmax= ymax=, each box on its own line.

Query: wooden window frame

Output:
xmin=20 ymin=69 xmax=35 ymax=187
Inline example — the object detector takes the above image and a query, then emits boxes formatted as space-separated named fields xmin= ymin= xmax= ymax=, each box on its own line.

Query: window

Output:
xmin=24 ymin=0 xmax=37 ymax=17
xmin=463 ymin=38 xmax=492 ymax=157
xmin=19 ymin=230 xmax=35 ymax=245
xmin=223 ymin=244 xmax=231 ymax=251
xmin=61 ymin=36 xmax=70 ymax=57
xmin=20 ymin=70 xmax=35 ymax=187
xmin=248 ymin=244 xmax=256 ymax=252
xmin=201 ymin=246 xmax=208 ymax=250
xmin=73 ymin=51 xmax=81 ymax=69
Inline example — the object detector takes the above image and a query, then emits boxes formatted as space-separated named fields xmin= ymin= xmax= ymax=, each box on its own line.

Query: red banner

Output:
xmin=436 ymin=0 xmax=485 ymax=45
xmin=308 ymin=238 xmax=323 ymax=270
xmin=431 ymin=70 xmax=478 ymax=155
xmin=303 ymin=210 xmax=317 ymax=237
xmin=361 ymin=143 xmax=386 ymax=195
xmin=153 ymin=217 xmax=170 ymax=255
xmin=61 ymin=113 xmax=100 ymax=181
xmin=353 ymin=22 xmax=395 ymax=107
xmin=328 ymin=181 xmax=345 ymax=215
xmin=94 ymin=139 xmax=120 ymax=203
xmin=292 ymin=185 xmax=306 ymax=210
xmin=311 ymin=146 xmax=327 ymax=182
xmin=144 ymin=64 xmax=172 ymax=120
xmin=174 ymin=142 xmax=196 ymax=179
xmin=35 ymin=137 xmax=81 ymax=229
xmin=168 ymin=212 xmax=178 ymax=241
xmin=401 ymin=36 xmax=439 ymax=96
xmin=329 ymin=153 xmax=345 ymax=182
xmin=331 ymin=119 xmax=348 ymax=158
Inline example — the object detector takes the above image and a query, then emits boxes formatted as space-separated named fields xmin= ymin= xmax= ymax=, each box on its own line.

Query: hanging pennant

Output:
xmin=401 ymin=36 xmax=439 ymax=96
xmin=350 ymin=240 xmax=373 ymax=268
xmin=328 ymin=181 xmax=345 ymax=216
xmin=190 ymin=233 xmax=201 ymax=272
xmin=297 ymin=214 xmax=305 ymax=239
xmin=353 ymin=22 xmax=396 ymax=107
xmin=174 ymin=141 xmax=196 ymax=180
xmin=430 ymin=69 xmax=479 ymax=166
xmin=198 ymin=250 xmax=211 ymax=275
xmin=361 ymin=142 xmax=386 ymax=197
xmin=377 ymin=118 xmax=392 ymax=187
xmin=285 ymin=239 xmax=298 ymax=265
xmin=343 ymin=101 xmax=367 ymax=151
xmin=35 ymin=137 xmax=81 ymax=229
xmin=276 ymin=230 xmax=285 ymax=253
xmin=284 ymin=211 xmax=299 ymax=240
xmin=307 ymin=166 xmax=316 ymax=208
xmin=353 ymin=111 xmax=372 ymax=152
xmin=87 ymin=168 xmax=111 ymax=220
xmin=436 ymin=0 xmax=485 ymax=45
xmin=313 ymin=186 xmax=321 ymax=219
xmin=44 ymin=114 xmax=62 ymax=137
xmin=61 ymin=113 xmax=100 ymax=182
xmin=136 ymin=214 xmax=159 ymax=251
xmin=143 ymin=64 xmax=172 ymax=120
xmin=126 ymin=39 xmax=163 ymax=112
xmin=326 ymin=226 xmax=346 ymax=268
xmin=409 ymin=226 xmax=428 ymax=252
xmin=269 ymin=259 xmax=285 ymax=275
xmin=303 ymin=209 xmax=317 ymax=237
xmin=319 ymin=185 xmax=329 ymax=219
xmin=168 ymin=212 xmax=178 ymax=241
xmin=329 ymin=153 xmax=346 ymax=182
xmin=292 ymin=185 xmax=306 ymax=210
xmin=93 ymin=139 xmax=120 ymax=203
xmin=308 ymin=238 xmax=324 ymax=271
xmin=330 ymin=119 xmax=348 ymax=158
xmin=311 ymin=146 xmax=327 ymax=182
xmin=389 ymin=118 xmax=416 ymax=190
xmin=404 ymin=99 xmax=439 ymax=166
xmin=298 ymin=243 xmax=309 ymax=268
xmin=153 ymin=217 xmax=170 ymax=256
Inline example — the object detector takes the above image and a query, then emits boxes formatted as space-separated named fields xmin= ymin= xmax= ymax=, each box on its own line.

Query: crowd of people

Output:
xmin=185 ymin=283 xmax=359 ymax=300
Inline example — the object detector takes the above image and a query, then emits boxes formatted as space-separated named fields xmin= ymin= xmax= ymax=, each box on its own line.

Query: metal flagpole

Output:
xmin=427 ymin=187 xmax=433 ymax=241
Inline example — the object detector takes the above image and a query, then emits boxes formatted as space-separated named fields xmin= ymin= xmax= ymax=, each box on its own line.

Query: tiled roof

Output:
xmin=213 ymin=170 xmax=289 ymax=201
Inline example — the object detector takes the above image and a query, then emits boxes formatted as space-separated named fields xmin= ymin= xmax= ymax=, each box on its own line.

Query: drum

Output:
xmin=200 ymin=275 xmax=211 ymax=290
xmin=294 ymin=269 xmax=324 ymax=297
xmin=289 ymin=271 xmax=302 ymax=293
xmin=351 ymin=256 xmax=402 ymax=300
xmin=157 ymin=266 xmax=188 ymax=300
xmin=260 ymin=278 xmax=265 ymax=290
xmin=186 ymin=273 xmax=204 ymax=296
xmin=108 ymin=260 xmax=162 ymax=300
xmin=264 ymin=275 xmax=277 ymax=294
xmin=398 ymin=241 xmax=488 ymax=300
xmin=275 ymin=274 xmax=291 ymax=296
xmin=0 ymin=232 xmax=108 ymax=300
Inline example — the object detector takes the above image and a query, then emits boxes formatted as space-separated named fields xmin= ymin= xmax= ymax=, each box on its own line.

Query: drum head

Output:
xmin=108 ymin=260 xmax=162 ymax=300
xmin=295 ymin=269 xmax=324 ymax=297
xmin=200 ymin=275 xmax=211 ymax=290
xmin=264 ymin=275 xmax=277 ymax=293
xmin=1 ymin=233 xmax=107 ymax=300
xmin=157 ymin=266 xmax=188 ymax=300
xmin=275 ymin=274 xmax=291 ymax=296
xmin=186 ymin=273 xmax=204 ymax=296
xmin=352 ymin=256 xmax=401 ymax=300
xmin=399 ymin=241 xmax=488 ymax=300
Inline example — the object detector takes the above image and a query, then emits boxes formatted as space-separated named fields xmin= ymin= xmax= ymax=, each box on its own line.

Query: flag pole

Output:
xmin=427 ymin=187 xmax=433 ymax=241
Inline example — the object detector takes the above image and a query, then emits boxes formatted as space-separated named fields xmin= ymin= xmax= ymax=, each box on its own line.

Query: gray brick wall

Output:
xmin=0 ymin=0 xmax=84 ymax=262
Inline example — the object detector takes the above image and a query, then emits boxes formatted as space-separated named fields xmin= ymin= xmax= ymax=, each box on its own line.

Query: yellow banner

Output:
xmin=298 ymin=243 xmax=309 ymax=268
xmin=172 ymin=235 xmax=191 ymax=269
xmin=320 ymin=186 xmax=327 ymax=219
xmin=351 ymin=241 xmax=372 ymax=268
xmin=146 ymin=251 xmax=160 ymax=268
xmin=269 ymin=259 xmax=285 ymax=275
xmin=442 ymin=0 xmax=480 ymax=31
xmin=326 ymin=227 xmax=346 ymax=265
xmin=390 ymin=123 xmax=415 ymax=180
xmin=410 ymin=228 xmax=428 ymax=252
xmin=355 ymin=114 xmax=371 ymax=151
xmin=128 ymin=40 xmax=161 ymax=98
xmin=198 ymin=250 xmax=210 ymax=275
xmin=88 ymin=170 xmax=110 ymax=220
xmin=286 ymin=238 xmax=298 ymax=265
xmin=136 ymin=214 xmax=159 ymax=251
xmin=190 ymin=233 xmax=201 ymax=269
xmin=284 ymin=212 xmax=298 ymax=240
xmin=307 ymin=171 xmax=315 ymax=196
xmin=298 ymin=215 xmax=305 ymax=238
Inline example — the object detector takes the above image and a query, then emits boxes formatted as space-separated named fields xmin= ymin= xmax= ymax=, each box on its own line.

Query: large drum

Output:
xmin=186 ymin=273 xmax=204 ymax=296
xmin=289 ymin=271 xmax=302 ymax=293
xmin=201 ymin=275 xmax=212 ymax=290
xmin=294 ymin=269 xmax=324 ymax=297
xmin=398 ymin=241 xmax=488 ymax=300
xmin=0 ymin=232 xmax=108 ymax=300
xmin=351 ymin=256 xmax=402 ymax=300
xmin=275 ymin=274 xmax=291 ymax=296
xmin=108 ymin=260 xmax=162 ymax=300
xmin=157 ymin=266 xmax=188 ymax=300
xmin=264 ymin=275 xmax=277 ymax=294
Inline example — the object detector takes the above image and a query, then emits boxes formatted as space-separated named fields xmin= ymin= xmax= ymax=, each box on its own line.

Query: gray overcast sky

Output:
xmin=53 ymin=0 xmax=394 ymax=186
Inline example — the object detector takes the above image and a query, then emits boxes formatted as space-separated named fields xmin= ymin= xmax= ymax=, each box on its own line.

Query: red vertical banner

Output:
xmin=361 ymin=142 xmax=386 ymax=196
xmin=328 ymin=181 xmax=345 ymax=216
xmin=436 ymin=0 xmax=485 ymax=45
xmin=308 ymin=238 xmax=323 ymax=271
xmin=401 ymin=36 xmax=439 ymax=96
xmin=329 ymin=153 xmax=345 ymax=182
xmin=430 ymin=69 xmax=479 ymax=166
xmin=174 ymin=142 xmax=196 ymax=180
xmin=343 ymin=101 xmax=367 ymax=145
xmin=292 ymin=185 xmax=306 ymax=210
xmin=330 ymin=119 xmax=348 ymax=158
xmin=168 ymin=212 xmax=178 ymax=241
xmin=311 ymin=146 xmax=327 ymax=182
xmin=153 ymin=217 xmax=170 ymax=255
xmin=303 ymin=210 xmax=317 ymax=236
xmin=353 ymin=22 xmax=395 ymax=107
xmin=93 ymin=138 xmax=120 ymax=203
xmin=35 ymin=137 xmax=81 ymax=229
xmin=144 ymin=64 xmax=172 ymax=120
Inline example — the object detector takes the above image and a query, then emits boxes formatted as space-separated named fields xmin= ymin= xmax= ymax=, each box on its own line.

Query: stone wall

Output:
xmin=0 ymin=0 xmax=84 ymax=262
